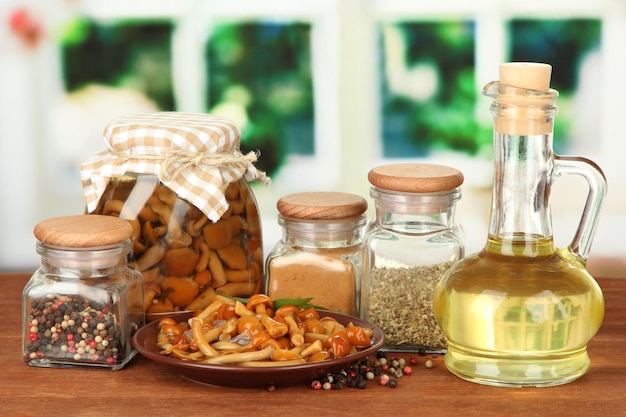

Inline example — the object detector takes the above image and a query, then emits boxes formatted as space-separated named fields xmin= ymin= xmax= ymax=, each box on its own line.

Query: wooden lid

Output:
xmin=34 ymin=215 xmax=133 ymax=248
xmin=277 ymin=192 xmax=368 ymax=220
xmin=368 ymin=163 xmax=464 ymax=193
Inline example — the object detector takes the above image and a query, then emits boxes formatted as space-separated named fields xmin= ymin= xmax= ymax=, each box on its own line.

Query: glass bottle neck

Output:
xmin=488 ymin=131 xmax=554 ymax=243
xmin=484 ymin=80 xmax=559 ymax=251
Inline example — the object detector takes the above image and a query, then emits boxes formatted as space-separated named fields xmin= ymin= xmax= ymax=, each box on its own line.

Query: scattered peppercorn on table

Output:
xmin=3 ymin=272 xmax=625 ymax=417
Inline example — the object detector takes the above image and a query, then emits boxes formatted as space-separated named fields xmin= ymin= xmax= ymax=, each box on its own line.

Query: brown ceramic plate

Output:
xmin=132 ymin=311 xmax=384 ymax=389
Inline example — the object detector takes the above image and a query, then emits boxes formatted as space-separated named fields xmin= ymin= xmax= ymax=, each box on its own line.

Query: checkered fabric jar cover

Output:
xmin=80 ymin=112 xmax=270 ymax=222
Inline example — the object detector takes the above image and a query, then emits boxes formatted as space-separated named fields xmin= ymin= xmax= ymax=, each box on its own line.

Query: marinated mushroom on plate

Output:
xmin=154 ymin=294 xmax=375 ymax=367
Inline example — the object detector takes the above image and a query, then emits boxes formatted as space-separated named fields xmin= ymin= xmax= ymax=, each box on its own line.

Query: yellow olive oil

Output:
xmin=434 ymin=235 xmax=604 ymax=387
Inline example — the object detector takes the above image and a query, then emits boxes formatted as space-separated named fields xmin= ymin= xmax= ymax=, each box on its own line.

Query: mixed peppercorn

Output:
xmin=309 ymin=350 xmax=437 ymax=390
xmin=24 ymin=293 xmax=131 ymax=366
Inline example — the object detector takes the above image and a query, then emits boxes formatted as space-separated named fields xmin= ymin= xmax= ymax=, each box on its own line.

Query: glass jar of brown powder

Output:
xmin=265 ymin=192 xmax=367 ymax=316
xmin=361 ymin=163 xmax=464 ymax=352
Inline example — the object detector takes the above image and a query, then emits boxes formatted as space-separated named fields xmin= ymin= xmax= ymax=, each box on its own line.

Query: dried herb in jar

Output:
xmin=367 ymin=262 xmax=452 ymax=350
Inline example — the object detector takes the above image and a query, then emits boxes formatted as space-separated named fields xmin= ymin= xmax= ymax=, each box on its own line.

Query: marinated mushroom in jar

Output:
xmin=93 ymin=175 xmax=264 ymax=319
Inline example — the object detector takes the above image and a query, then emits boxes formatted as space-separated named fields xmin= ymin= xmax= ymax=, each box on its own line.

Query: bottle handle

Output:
xmin=553 ymin=155 xmax=607 ymax=261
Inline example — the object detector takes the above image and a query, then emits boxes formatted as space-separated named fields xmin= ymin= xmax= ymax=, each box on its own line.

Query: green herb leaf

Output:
xmin=221 ymin=295 xmax=327 ymax=310
xmin=273 ymin=297 xmax=327 ymax=310
xmin=224 ymin=296 xmax=249 ymax=304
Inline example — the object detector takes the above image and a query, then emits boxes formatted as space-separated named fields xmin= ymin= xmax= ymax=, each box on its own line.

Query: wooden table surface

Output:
xmin=2 ymin=272 xmax=625 ymax=417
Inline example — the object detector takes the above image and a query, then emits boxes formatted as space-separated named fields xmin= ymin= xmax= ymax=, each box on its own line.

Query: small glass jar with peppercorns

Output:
xmin=22 ymin=215 xmax=144 ymax=370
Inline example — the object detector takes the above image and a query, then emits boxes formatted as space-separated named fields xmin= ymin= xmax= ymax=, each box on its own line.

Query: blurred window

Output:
xmin=205 ymin=22 xmax=314 ymax=175
xmin=380 ymin=21 xmax=478 ymax=158
xmin=61 ymin=19 xmax=313 ymax=178
xmin=62 ymin=19 xmax=175 ymax=110
xmin=379 ymin=18 xmax=601 ymax=158
xmin=57 ymin=5 xmax=604 ymax=175
xmin=509 ymin=19 xmax=601 ymax=153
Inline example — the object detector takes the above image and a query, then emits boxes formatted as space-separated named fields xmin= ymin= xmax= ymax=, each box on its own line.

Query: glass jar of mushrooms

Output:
xmin=80 ymin=112 xmax=270 ymax=320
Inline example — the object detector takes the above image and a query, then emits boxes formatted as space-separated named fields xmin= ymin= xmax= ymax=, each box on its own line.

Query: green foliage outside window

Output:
xmin=381 ymin=19 xmax=601 ymax=158
xmin=60 ymin=19 xmax=314 ymax=177
xmin=381 ymin=21 xmax=479 ymax=158
xmin=61 ymin=19 xmax=175 ymax=110
xmin=205 ymin=23 xmax=314 ymax=177
xmin=59 ymin=16 xmax=601 ymax=167
xmin=510 ymin=19 xmax=601 ymax=152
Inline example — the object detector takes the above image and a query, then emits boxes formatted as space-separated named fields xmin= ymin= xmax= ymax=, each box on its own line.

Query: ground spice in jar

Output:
xmin=367 ymin=262 xmax=453 ymax=349
xmin=267 ymin=247 xmax=358 ymax=315
xmin=265 ymin=192 xmax=368 ymax=316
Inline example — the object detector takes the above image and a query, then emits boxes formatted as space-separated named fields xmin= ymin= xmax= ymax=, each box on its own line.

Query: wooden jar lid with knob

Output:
xmin=277 ymin=192 xmax=368 ymax=220
xmin=34 ymin=215 xmax=133 ymax=248
xmin=368 ymin=163 xmax=464 ymax=193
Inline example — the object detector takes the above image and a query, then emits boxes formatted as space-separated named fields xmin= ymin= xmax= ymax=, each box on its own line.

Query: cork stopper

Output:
xmin=34 ymin=215 xmax=133 ymax=248
xmin=368 ymin=163 xmax=464 ymax=193
xmin=486 ymin=62 xmax=558 ymax=136
xmin=277 ymin=192 xmax=368 ymax=220
xmin=499 ymin=62 xmax=552 ymax=92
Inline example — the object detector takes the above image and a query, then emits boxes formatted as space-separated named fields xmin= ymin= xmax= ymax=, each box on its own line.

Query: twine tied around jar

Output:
xmin=80 ymin=112 xmax=270 ymax=222
xmin=111 ymin=147 xmax=263 ymax=183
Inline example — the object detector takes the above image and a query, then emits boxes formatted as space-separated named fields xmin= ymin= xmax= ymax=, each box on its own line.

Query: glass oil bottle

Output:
xmin=434 ymin=62 xmax=607 ymax=387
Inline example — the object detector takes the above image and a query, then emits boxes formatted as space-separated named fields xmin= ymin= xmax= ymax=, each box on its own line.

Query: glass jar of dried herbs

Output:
xmin=360 ymin=163 xmax=464 ymax=352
